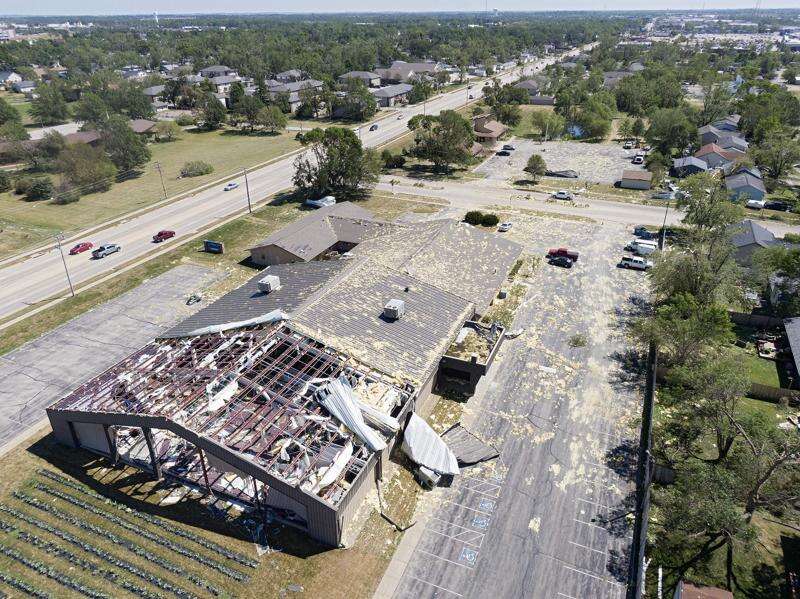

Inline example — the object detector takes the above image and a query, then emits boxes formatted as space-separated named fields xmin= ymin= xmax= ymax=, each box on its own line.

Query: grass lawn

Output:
xmin=728 ymin=327 xmax=782 ymax=388
xmin=0 ymin=127 xmax=301 ymax=257
xmin=510 ymin=104 xmax=554 ymax=138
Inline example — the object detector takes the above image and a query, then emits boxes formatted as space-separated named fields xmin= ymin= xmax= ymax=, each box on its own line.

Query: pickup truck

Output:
xmin=547 ymin=247 xmax=579 ymax=262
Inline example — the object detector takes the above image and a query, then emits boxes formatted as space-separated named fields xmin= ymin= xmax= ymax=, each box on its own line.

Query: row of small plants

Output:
xmin=38 ymin=469 xmax=258 ymax=568
xmin=0 ymin=569 xmax=52 ymax=598
xmin=0 ymin=503 xmax=198 ymax=599
xmin=33 ymin=482 xmax=249 ymax=583
xmin=13 ymin=491 xmax=220 ymax=595
xmin=0 ymin=523 xmax=110 ymax=599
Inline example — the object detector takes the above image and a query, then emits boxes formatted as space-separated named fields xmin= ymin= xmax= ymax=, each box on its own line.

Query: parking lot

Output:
xmin=474 ymin=139 xmax=648 ymax=185
xmin=388 ymin=213 xmax=648 ymax=599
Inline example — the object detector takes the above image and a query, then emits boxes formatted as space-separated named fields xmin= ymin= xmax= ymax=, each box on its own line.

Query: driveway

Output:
xmin=383 ymin=214 xmax=648 ymax=599
xmin=475 ymin=139 xmax=647 ymax=185
xmin=0 ymin=264 xmax=225 ymax=451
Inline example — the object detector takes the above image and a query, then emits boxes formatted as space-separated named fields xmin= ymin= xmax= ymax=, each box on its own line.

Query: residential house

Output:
xmin=619 ymin=170 xmax=653 ymax=190
xmin=370 ymin=83 xmax=413 ymax=107
xmin=728 ymin=219 xmax=778 ymax=266
xmin=120 ymin=66 xmax=148 ymax=81
xmin=210 ymin=74 xmax=240 ymax=94
xmin=472 ymin=115 xmax=507 ymax=143
xmin=275 ymin=69 xmax=303 ymax=83
xmin=11 ymin=80 xmax=36 ymax=93
xmin=468 ymin=65 xmax=488 ymax=77
xmin=496 ymin=60 xmax=517 ymax=72
xmin=694 ymin=143 xmax=738 ymax=168
xmin=723 ymin=163 xmax=762 ymax=179
xmin=785 ymin=317 xmax=800 ymax=379
xmin=715 ymin=133 xmax=748 ymax=154
xmin=266 ymin=78 xmax=324 ymax=112
xmin=530 ymin=95 xmax=555 ymax=106
xmin=711 ymin=113 xmax=741 ymax=132
xmin=673 ymin=581 xmax=733 ymax=599
xmin=198 ymin=65 xmax=236 ymax=79
xmin=338 ymin=71 xmax=381 ymax=87
xmin=129 ymin=119 xmax=157 ymax=136
xmin=627 ymin=61 xmax=646 ymax=72
xmin=560 ymin=62 xmax=579 ymax=70
xmin=142 ymin=84 xmax=165 ymax=103
xmin=0 ymin=70 xmax=22 ymax=87
xmin=376 ymin=60 xmax=442 ymax=84
xmin=725 ymin=172 xmax=766 ymax=202
xmin=698 ymin=124 xmax=723 ymax=145
xmin=603 ymin=71 xmax=633 ymax=89
xmin=63 ymin=130 xmax=102 ymax=146
xmin=671 ymin=156 xmax=708 ymax=178
xmin=770 ymin=275 xmax=800 ymax=309
xmin=513 ymin=79 xmax=541 ymax=101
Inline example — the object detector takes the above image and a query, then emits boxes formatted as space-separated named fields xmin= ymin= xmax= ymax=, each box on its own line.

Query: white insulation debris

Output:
xmin=180 ymin=310 xmax=288 ymax=338
xmin=402 ymin=413 xmax=460 ymax=476
xmin=315 ymin=377 xmax=388 ymax=452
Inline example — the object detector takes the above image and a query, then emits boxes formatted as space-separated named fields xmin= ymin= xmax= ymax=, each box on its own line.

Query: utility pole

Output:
xmin=155 ymin=161 xmax=167 ymax=199
xmin=660 ymin=199 xmax=670 ymax=250
xmin=243 ymin=168 xmax=252 ymax=213
xmin=54 ymin=233 xmax=75 ymax=298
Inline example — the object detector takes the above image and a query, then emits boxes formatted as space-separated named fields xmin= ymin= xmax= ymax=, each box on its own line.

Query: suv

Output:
xmin=548 ymin=255 xmax=573 ymax=269
xmin=623 ymin=141 xmax=634 ymax=149
xmin=496 ymin=150 xmax=511 ymax=156
xmin=369 ymin=124 xmax=379 ymax=131
xmin=632 ymin=155 xmax=644 ymax=165
xmin=764 ymin=200 xmax=790 ymax=212
xmin=502 ymin=144 xmax=515 ymax=151
xmin=553 ymin=190 xmax=574 ymax=200
xmin=92 ymin=244 xmax=121 ymax=259
xmin=498 ymin=222 xmax=513 ymax=232
xmin=152 ymin=230 xmax=175 ymax=243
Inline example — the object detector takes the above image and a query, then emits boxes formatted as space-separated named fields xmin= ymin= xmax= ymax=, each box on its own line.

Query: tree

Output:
xmin=256 ymin=105 xmax=288 ymax=133
xmin=646 ymin=108 xmax=696 ymax=155
xmin=25 ymin=177 xmax=54 ymax=201
xmin=297 ymin=85 xmax=324 ymax=119
xmin=292 ymin=126 xmax=380 ymax=198
xmin=73 ymin=92 xmax=110 ymax=127
xmin=408 ymin=110 xmax=475 ymax=172
xmin=236 ymin=95 xmax=265 ymax=132
xmin=0 ymin=97 xmax=20 ymax=126
xmin=524 ymin=154 xmax=547 ymax=183
xmin=200 ymin=94 xmax=227 ymax=130
xmin=30 ymin=84 xmax=69 ymax=126
xmin=57 ymin=143 xmax=118 ymax=194
xmin=0 ymin=121 xmax=29 ymax=142
xmin=753 ymin=245 xmax=800 ymax=316
xmin=752 ymin=135 xmax=800 ymax=184
xmin=229 ymin=81 xmax=245 ymax=108
xmin=331 ymin=79 xmax=377 ymax=122
xmin=784 ymin=67 xmax=797 ymax=86
xmin=632 ymin=117 xmax=646 ymax=139
xmin=618 ymin=117 xmax=633 ymax=140
xmin=153 ymin=121 xmax=181 ymax=142
xmin=490 ymin=103 xmax=522 ymax=127
xmin=528 ymin=110 xmax=565 ymax=140
xmin=99 ymin=115 xmax=151 ymax=171
xmin=0 ymin=171 xmax=10 ymax=193
xmin=408 ymin=75 xmax=434 ymax=104
xmin=699 ymin=81 xmax=733 ymax=126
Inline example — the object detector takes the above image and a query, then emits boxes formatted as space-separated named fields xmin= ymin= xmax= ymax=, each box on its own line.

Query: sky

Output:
xmin=1 ymin=1 xmax=797 ymax=16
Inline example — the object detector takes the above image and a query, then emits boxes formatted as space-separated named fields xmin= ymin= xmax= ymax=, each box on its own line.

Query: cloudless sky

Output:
xmin=1 ymin=1 xmax=797 ymax=16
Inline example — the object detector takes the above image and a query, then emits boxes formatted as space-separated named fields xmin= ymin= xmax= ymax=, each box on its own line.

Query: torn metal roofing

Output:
xmin=402 ymin=413 xmax=459 ymax=476
xmin=441 ymin=423 xmax=499 ymax=466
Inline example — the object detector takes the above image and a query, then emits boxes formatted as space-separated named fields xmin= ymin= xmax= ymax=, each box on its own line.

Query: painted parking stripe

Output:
xmin=443 ymin=499 xmax=493 ymax=516
xmin=430 ymin=515 xmax=489 ymax=537
xmin=416 ymin=548 xmax=475 ymax=570
xmin=425 ymin=527 xmax=483 ymax=549
xmin=561 ymin=564 xmax=626 ymax=587
xmin=569 ymin=540 xmax=607 ymax=555
xmin=406 ymin=575 xmax=464 ymax=597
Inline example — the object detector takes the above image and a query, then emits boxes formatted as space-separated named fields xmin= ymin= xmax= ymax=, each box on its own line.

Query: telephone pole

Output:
xmin=55 ymin=233 xmax=75 ymax=298
xmin=243 ymin=168 xmax=252 ymax=213
xmin=155 ymin=162 xmax=167 ymax=199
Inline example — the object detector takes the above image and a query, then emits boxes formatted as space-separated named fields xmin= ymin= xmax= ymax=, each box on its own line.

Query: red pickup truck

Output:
xmin=152 ymin=230 xmax=176 ymax=243
xmin=547 ymin=247 xmax=579 ymax=262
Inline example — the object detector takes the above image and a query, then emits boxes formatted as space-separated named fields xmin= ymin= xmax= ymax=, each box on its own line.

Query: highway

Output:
xmin=0 ymin=44 xmax=584 ymax=323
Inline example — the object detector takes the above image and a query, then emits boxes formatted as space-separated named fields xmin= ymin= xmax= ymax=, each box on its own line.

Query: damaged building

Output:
xmin=46 ymin=216 xmax=522 ymax=546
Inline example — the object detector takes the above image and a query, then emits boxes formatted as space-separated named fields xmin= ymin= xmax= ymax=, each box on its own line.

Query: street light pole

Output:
xmin=55 ymin=233 xmax=75 ymax=298
xmin=155 ymin=161 xmax=167 ymax=199
xmin=243 ymin=168 xmax=252 ymax=214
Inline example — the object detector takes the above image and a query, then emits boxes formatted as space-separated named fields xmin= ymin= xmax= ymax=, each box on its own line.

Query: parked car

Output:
xmin=152 ymin=230 xmax=176 ymax=243
xmin=552 ymin=190 xmax=574 ymax=200
xmin=502 ymin=144 xmax=515 ymax=151
xmin=223 ymin=182 xmax=239 ymax=191
xmin=397 ymin=114 xmax=404 ymax=119
xmin=496 ymin=150 xmax=511 ymax=156
xmin=468 ymin=94 xmax=474 ymax=99
xmin=498 ymin=222 xmax=513 ymax=232
xmin=632 ymin=155 xmax=644 ymax=165
xmin=69 ymin=242 xmax=93 ymax=255
xmin=369 ymin=124 xmax=379 ymax=131
xmin=545 ymin=169 xmax=579 ymax=179
xmin=623 ymin=141 xmax=634 ymax=149
xmin=619 ymin=255 xmax=653 ymax=270
xmin=548 ymin=255 xmax=574 ymax=269
xmin=746 ymin=199 xmax=766 ymax=210
xmin=547 ymin=247 xmax=579 ymax=261
xmin=651 ymin=191 xmax=675 ymax=200
xmin=633 ymin=226 xmax=655 ymax=240
xmin=92 ymin=244 xmax=121 ymax=259
xmin=764 ymin=200 xmax=790 ymax=212
xmin=305 ymin=195 xmax=336 ymax=209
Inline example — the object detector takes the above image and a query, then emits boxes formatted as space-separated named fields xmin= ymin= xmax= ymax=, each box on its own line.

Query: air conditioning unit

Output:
xmin=258 ymin=274 xmax=281 ymax=294
xmin=383 ymin=299 xmax=405 ymax=320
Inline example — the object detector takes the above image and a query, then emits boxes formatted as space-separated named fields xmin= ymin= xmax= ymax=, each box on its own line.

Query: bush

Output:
xmin=180 ymin=160 xmax=214 ymax=178
xmin=14 ymin=176 xmax=33 ymax=195
xmin=25 ymin=177 xmax=53 ymax=201
xmin=0 ymin=170 xmax=10 ymax=192
xmin=480 ymin=213 xmax=499 ymax=227
xmin=174 ymin=114 xmax=195 ymax=127
xmin=464 ymin=210 xmax=484 ymax=225
xmin=381 ymin=150 xmax=406 ymax=169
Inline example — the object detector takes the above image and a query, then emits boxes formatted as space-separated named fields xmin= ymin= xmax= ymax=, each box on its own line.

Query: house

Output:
xmin=628 ymin=61 xmax=646 ymax=72
xmin=198 ymin=65 xmax=236 ymax=79
xmin=266 ymin=79 xmax=324 ymax=112
xmin=370 ymin=83 xmax=413 ymax=107
xmin=0 ymin=70 xmax=22 ymax=87
xmin=531 ymin=95 xmax=555 ymax=106
xmin=142 ymin=85 xmax=165 ymax=103
xmin=770 ymin=275 xmax=800 ymax=308
xmin=209 ymin=74 xmax=239 ymax=94
xmin=728 ymin=219 xmax=778 ymax=266
xmin=784 ymin=318 xmax=800 ymax=378
xmin=725 ymin=172 xmax=766 ymax=202
xmin=338 ymin=71 xmax=381 ymax=87
xmin=559 ymin=62 xmax=579 ymax=70
xmin=376 ymin=60 xmax=441 ymax=84
xmin=11 ymin=80 xmax=36 ymax=93
xmin=694 ymin=143 xmax=739 ymax=168
xmin=671 ymin=156 xmax=708 ymax=178
xmin=619 ymin=170 xmax=653 ymax=190
xmin=698 ymin=124 xmax=723 ymax=145
xmin=711 ymin=114 xmax=741 ymax=132
xmin=513 ymin=79 xmax=541 ymax=101
xmin=723 ymin=163 xmax=762 ymax=179
xmin=603 ymin=71 xmax=633 ymax=89
xmin=716 ymin=133 xmax=748 ymax=154
xmin=275 ymin=69 xmax=303 ymax=83
xmin=472 ymin=115 xmax=508 ymax=143
xmin=128 ymin=119 xmax=157 ymax=136
xmin=673 ymin=581 xmax=733 ymax=599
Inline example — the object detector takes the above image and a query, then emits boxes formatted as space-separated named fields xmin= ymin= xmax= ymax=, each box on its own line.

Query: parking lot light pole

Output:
xmin=55 ymin=233 xmax=75 ymax=297
xmin=243 ymin=168 xmax=252 ymax=214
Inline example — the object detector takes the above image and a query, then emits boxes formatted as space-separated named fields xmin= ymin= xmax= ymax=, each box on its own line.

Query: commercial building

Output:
xmin=619 ymin=170 xmax=653 ymax=190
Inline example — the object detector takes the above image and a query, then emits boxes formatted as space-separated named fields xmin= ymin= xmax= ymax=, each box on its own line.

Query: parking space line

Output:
xmin=443 ymin=499 xmax=494 ymax=516
xmin=426 ymin=527 xmax=483 ymax=549
xmin=406 ymin=575 xmax=464 ymax=597
xmin=429 ymin=515 xmax=488 ymax=535
xmin=416 ymin=548 xmax=475 ymax=570
xmin=569 ymin=540 xmax=607 ymax=555
xmin=458 ymin=482 xmax=502 ymax=499
xmin=557 ymin=593 xmax=579 ymax=599
xmin=577 ymin=497 xmax=612 ymax=510
xmin=561 ymin=564 xmax=626 ymax=587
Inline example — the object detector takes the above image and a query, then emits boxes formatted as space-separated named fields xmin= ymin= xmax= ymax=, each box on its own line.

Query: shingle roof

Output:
xmin=371 ymin=83 xmax=413 ymax=98
xmin=143 ymin=84 xmax=165 ymax=96
xmin=514 ymin=79 xmax=540 ymax=90
xmin=128 ymin=119 xmax=157 ymax=134
xmin=339 ymin=71 xmax=380 ymax=80
xmin=728 ymin=219 xmax=776 ymax=249
xmin=158 ymin=261 xmax=349 ymax=339
xmin=694 ymin=143 xmax=739 ymax=160
xmin=725 ymin=172 xmax=766 ymax=194
xmin=210 ymin=75 xmax=239 ymax=85
xmin=621 ymin=170 xmax=653 ymax=181
xmin=673 ymin=156 xmax=707 ymax=170
xmin=784 ymin=317 xmax=800 ymax=377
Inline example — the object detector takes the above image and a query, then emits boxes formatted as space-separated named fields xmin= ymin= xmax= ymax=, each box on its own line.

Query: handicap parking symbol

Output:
xmin=479 ymin=498 xmax=495 ymax=512
xmin=472 ymin=515 xmax=490 ymax=529
xmin=459 ymin=547 xmax=478 ymax=566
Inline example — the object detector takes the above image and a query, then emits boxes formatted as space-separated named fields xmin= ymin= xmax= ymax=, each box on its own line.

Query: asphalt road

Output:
xmin=0 ymin=49 xmax=587 ymax=323
xmin=386 ymin=215 xmax=650 ymax=599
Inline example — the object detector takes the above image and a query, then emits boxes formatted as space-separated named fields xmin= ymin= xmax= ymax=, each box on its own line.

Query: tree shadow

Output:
xmin=608 ymin=348 xmax=647 ymax=390
xmin=399 ymin=163 xmax=469 ymax=181
xmin=607 ymin=544 xmax=631 ymax=583
xmin=603 ymin=439 xmax=638 ymax=480
xmin=592 ymin=490 xmax=636 ymax=539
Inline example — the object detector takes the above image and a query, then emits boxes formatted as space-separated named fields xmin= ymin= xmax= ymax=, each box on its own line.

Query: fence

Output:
xmin=728 ymin=311 xmax=784 ymax=330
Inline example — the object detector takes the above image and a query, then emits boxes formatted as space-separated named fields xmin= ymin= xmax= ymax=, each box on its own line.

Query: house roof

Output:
xmin=276 ymin=69 xmax=302 ymax=78
xmin=0 ymin=71 xmax=20 ymax=81
xmin=129 ymin=119 xmax=157 ymax=134
xmin=514 ymin=79 xmax=540 ymax=91
xmin=199 ymin=64 xmax=231 ymax=75
xmin=159 ymin=261 xmax=349 ymax=339
xmin=339 ymin=71 xmax=380 ymax=80
xmin=210 ymin=75 xmax=239 ymax=85
xmin=784 ymin=317 xmax=800 ymax=377
xmin=673 ymin=156 xmax=708 ymax=170
xmin=473 ymin=116 xmax=508 ymax=139
xmin=728 ymin=219 xmax=776 ymax=249
xmin=723 ymin=163 xmax=762 ymax=179
xmin=621 ymin=170 xmax=653 ymax=182
xmin=292 ymin=259 xmax=474 ymax=385
xmin=64 ymin=130 xmax=102 ymax=144
xmin=694 ymin=143 xmax=739 ymax=160
xmin=143 ymin=84 xmax=165 ymax=96
xmin=679 ymin=583 xmax=734 ymax=599
xmin=725 ymin=172 xmax=766 ymax=194
xmin=371 ymin=83 xmax=413 ymax=98
xmin=267 ymin=79 xmax=323 ymax=94
xmin=716 ymin=133 xmax=748 ymax=151
xmin=698 ymin=124 xmax=721 ymax=136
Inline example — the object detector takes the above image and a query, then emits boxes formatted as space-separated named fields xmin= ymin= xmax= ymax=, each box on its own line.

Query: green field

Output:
xmin=0 ymin=128 xmax=301 ymax=257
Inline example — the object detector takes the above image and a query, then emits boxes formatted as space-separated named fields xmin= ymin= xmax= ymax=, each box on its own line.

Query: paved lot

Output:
xmin=475 ymin=139 xmax=648 ymax=185
xmin=387 ymin=214 xmax=648 ymax=599
xmin=0 ymin=264 xmax=225 ymax=449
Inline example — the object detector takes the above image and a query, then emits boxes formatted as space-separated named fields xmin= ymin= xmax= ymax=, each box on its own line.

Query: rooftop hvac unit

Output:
xmin=258 ymin=274 xmax=281 ymax=294
xmin=383 ymin=299 xmax=405 ymax=320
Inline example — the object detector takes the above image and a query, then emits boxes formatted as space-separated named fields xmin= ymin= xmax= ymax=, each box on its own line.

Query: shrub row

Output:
xmin=38 ymin=469 xmax=258 ymax=568
xmin=0 ymin=569 xmax=52 ymax=599
xmin=0 ymin=541 xmax=110 ymax=599
xmin=463 ymin=210 xmax=500 ymax=227
xmin=0 ymin=503 xmax=197 ymax=599
xmin=33 ymin=483 xmax=249 ymax=582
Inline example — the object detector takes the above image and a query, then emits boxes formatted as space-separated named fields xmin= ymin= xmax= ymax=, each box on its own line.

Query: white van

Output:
xmin=620 ymin=255 xmax=653 ymax=270
xmin=625 ymin=239 xmax=658 ymax=256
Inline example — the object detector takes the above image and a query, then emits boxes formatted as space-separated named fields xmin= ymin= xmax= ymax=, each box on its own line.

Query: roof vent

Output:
xmin=383 ymin=299 xmax=406 ymax=321
xmin=258 ymin=274 xmax=281 ymax=294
